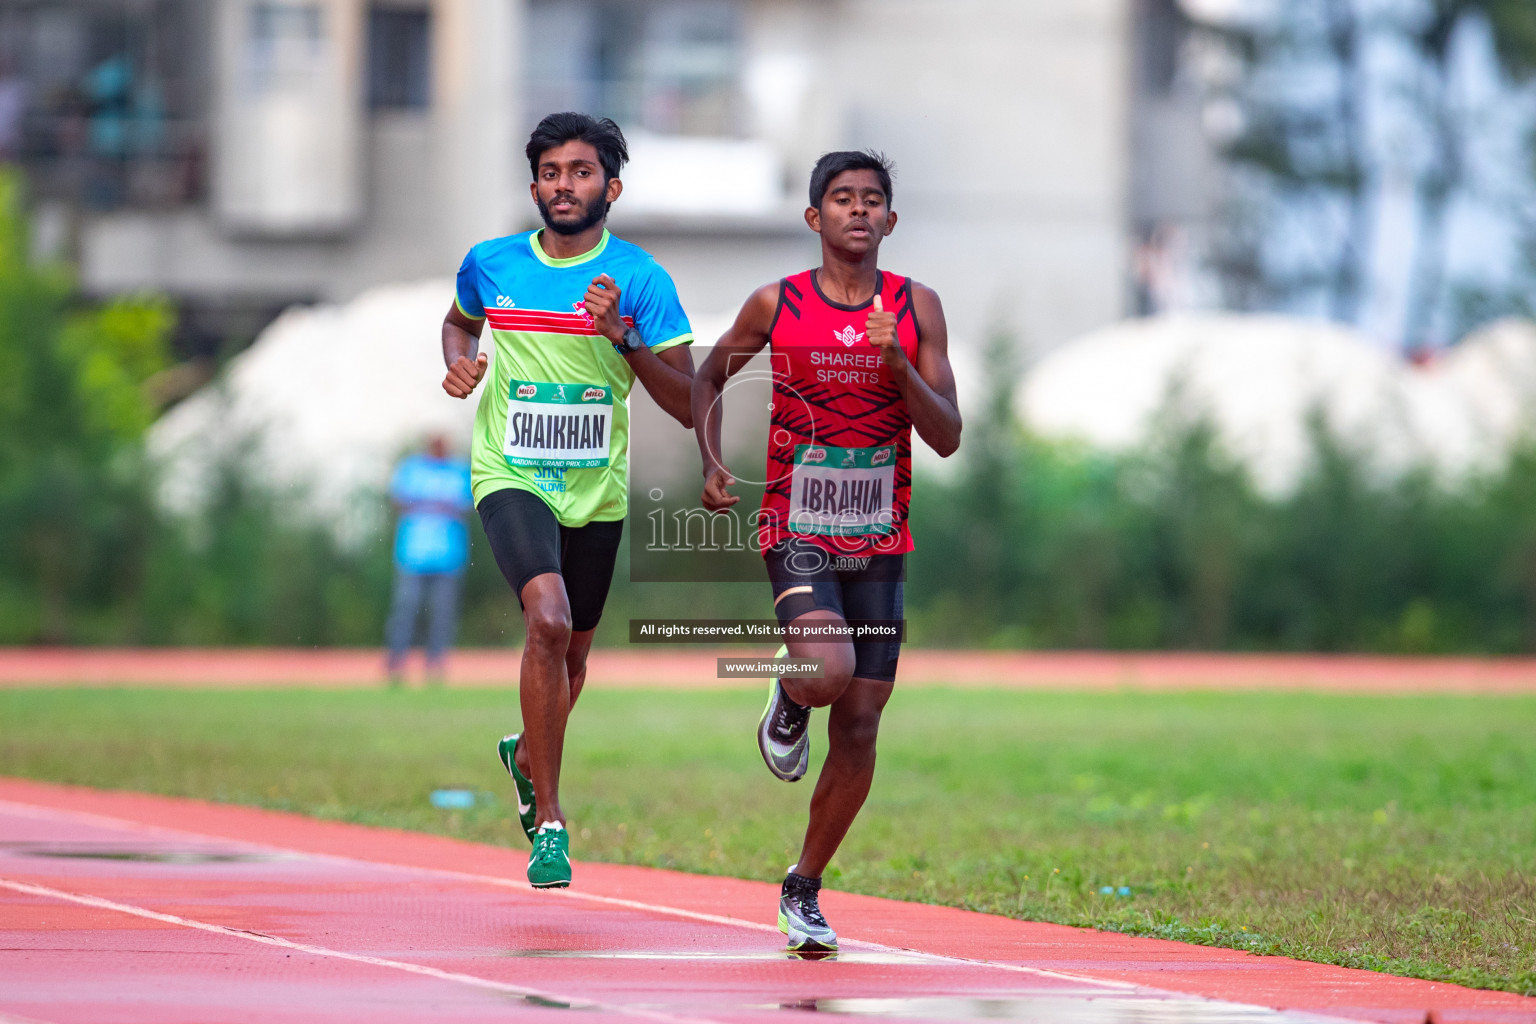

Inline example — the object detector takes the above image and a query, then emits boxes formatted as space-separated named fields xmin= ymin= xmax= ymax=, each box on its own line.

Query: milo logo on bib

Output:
xmin=503 ymin=379 xmax=613 ymax=469
xmin=788 ymin=443 xmax=897 ymax=537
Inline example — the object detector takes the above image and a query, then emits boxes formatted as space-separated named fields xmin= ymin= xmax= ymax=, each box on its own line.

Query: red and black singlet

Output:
xmin=757 ymin=269 xmax=921 ymax=557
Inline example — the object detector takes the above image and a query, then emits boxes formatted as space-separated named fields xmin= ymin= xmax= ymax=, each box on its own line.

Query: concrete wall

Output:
xmin=833 ymin=0 xmax=1132 ymax=363
xmin=633 ymin=0 xmax=1134 ymax=378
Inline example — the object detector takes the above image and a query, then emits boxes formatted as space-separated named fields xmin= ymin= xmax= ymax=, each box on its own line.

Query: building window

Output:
xmin=248 ymin=3 xmax=326 ymax=97
xmin=368 ymin=7 xmax=430 ymax=111
xmin=527 ymin=0 xmax=741 ymax=137
xmin=2 ymin=0 xmax=206 ymax=210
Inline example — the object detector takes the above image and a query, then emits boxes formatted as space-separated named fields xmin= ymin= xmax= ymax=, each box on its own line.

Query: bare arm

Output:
xmin=865 ymin=284 xmax=961 ymax=457
xmin=441 ymin=302 xmax=487 ymax=398
xmin=692 ymin=283 xmax=779 ymax=512
xmin=624 ymin=343 xmax=696 ymax=429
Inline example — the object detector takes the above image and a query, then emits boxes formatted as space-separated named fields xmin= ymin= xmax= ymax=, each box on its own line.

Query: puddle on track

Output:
xmin=759 ymin=995 xmax=1340 ymax=1023
xmin=506 ymin=950 xmax=928 ymax=965
xmin=3 ymin=843 xmax=297 ymax=865
xmin=514 ymin=951 xmax=1344 ymax=1022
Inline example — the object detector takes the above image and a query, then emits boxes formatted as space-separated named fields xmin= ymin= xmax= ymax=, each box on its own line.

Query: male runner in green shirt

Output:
xmin=440 ymin=113 xmax=695 ymax=889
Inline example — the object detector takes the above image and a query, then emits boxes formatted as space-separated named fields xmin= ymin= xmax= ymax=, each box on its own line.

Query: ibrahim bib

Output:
xmin=758 ymin=270 xmax=920 ymax=556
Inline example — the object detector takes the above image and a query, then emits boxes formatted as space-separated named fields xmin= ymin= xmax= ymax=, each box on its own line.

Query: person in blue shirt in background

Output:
xmin=385 ymin=436 xmax=474 ymax=684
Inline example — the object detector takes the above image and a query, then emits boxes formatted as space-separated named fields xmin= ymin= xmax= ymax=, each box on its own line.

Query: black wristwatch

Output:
xmin=614 ymin=326 xmax=644 ymax=354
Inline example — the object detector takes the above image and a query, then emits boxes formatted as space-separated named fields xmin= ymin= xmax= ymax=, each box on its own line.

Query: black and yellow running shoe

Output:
xmin=778 ymin=871 xmax=837 ymax=951
xmin=757 ymin=645 xmax=811 ymax=782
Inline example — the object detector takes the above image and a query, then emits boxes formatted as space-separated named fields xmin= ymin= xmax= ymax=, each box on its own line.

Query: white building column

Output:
xmin=431 ymin=0 xmax=522 ymax=263
xmin=212 ymin=0 xmax=366 ymax=236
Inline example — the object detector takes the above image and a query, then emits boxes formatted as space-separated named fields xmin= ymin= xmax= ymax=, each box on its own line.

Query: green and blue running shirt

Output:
xmin=455 ymin=229 xmax=693 ymax=525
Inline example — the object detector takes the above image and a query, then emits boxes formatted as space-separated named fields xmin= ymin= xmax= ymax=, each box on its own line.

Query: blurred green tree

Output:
xmin=1196 ymin=0 xmax=1536 ymax=345
xmin=1208 ymin=0 xmax=1372 ymax=320
xmin=0 ymin=169 xmax=174 ymax=641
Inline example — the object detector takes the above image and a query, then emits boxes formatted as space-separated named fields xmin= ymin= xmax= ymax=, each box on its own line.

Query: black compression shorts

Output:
xmin=477 ymin=487 xmax=624 ymax=633
xmin=764 ymin=537 xmax=905 ymax=683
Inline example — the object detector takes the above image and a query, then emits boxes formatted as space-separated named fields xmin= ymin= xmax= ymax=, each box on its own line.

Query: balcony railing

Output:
xmin=15 ymin=113 xmax=205 ymax=211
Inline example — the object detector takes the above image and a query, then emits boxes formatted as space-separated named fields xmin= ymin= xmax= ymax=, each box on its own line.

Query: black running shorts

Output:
xmin=764 ymin=537 xmax=904 ymax=683
xmin=477 ymin=487 xmax=624 ymax=633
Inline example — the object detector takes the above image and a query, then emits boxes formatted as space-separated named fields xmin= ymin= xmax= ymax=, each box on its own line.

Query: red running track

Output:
xmin=2 ymin=779 xmax=1533 ymax=1024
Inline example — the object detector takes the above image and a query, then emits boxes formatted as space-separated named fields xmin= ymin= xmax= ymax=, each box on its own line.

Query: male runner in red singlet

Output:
xmin=691 ymin=151 xmax=961 ymax=951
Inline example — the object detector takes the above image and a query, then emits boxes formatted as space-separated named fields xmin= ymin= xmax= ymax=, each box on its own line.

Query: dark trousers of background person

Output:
xmin=385 ymin=570 xmax=463 ymax=682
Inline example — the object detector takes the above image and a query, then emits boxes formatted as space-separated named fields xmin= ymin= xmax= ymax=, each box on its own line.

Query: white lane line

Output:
xmin=0 ymin=876 xmax=714 ymax=1024
xmin=528 ymin=885 xmax=1145 ymax=989
xmin=0 ymin=1011 xmax=62 ymax=1024
xmin=0 ymin=798 xmax=1131 ymax=990
xmin=0 ymin=798 xmax=229 ymax=837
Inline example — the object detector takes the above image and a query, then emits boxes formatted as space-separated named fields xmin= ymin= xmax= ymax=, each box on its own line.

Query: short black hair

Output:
xmin=808 ymin=150 xmax=895 ymax=209
xmin=526 ymin=112 xmax=629 ymax=182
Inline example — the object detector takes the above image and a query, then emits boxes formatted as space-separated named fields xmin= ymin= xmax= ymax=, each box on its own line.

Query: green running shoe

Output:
xmin=496 ymin=733 xmax=537 ymax=843
xmin=528 ymin=821 xmax=571 ymax=889
xmin=757 ymin=644 xmax=810 ymax=782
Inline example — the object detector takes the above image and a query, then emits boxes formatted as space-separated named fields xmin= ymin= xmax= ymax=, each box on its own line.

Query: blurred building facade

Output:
xmin=3 ymin=0 xmax=1175 ymax=361
xmin=1127 ymin=0 xmax=1223 ymax=316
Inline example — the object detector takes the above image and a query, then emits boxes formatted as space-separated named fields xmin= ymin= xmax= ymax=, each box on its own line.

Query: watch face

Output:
xmin=622 ymin=327 xmax=643 ymax=352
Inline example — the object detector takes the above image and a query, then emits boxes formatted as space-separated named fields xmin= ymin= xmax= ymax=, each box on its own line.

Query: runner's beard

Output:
xmin=536 ymin=193 xmax=610 ymax=236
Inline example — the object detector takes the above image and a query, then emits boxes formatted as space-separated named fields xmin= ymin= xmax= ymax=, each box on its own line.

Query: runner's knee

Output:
xmin=793 ymin=647 xmax=855 ymax=706
xmin=524 ymin=604 xmax=572 ymax=652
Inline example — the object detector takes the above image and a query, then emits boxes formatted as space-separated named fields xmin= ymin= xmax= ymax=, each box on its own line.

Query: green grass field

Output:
xmin=1 ymin=686 xmax=1532 ymax=994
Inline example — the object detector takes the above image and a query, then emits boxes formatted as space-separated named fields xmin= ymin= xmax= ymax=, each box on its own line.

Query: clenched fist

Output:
xmin=443 ymin=352 xmax=487 ymax=398
xmin=701 ymin=464 xmax=739 ymax=513
xmin=583 ymin=274 xmax=626 ymax=344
